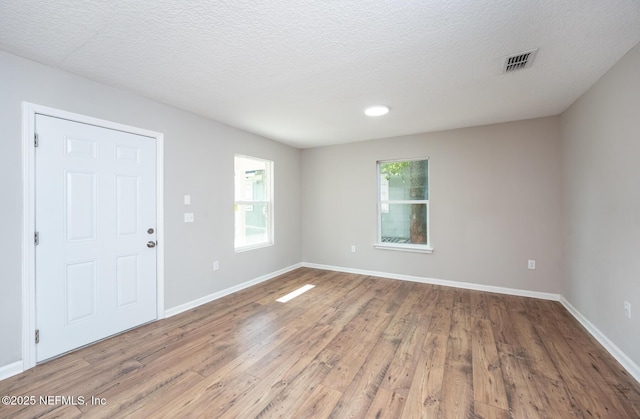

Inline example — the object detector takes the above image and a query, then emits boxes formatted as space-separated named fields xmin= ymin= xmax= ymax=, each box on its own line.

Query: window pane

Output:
xmin=381 ymin=203 xmax=427 ymax=245
xmin=235 ymin=156 xmax=268 ymax=201
xmin=234 ymin=154 xmax=273 ymax=250
xmin=235 ymin=203 xmax=269 ymax=248
xmin=379 ymin=160 xmax=428 ymax=200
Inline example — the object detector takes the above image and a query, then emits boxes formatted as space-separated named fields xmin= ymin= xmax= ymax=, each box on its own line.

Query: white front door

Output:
xmin=35 ymin=114 xmax=157 ymax=362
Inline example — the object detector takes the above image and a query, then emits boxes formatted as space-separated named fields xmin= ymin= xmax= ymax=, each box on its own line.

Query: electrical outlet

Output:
xmin=624 ymin=301 xmax=631 ymax=319
xmin=184 ymin=213 xmax=194 ymax=223
xmin=213 ymin=261 xmax=219 ymax=271
xmin=527 ymin=259 xmax=536 ymax=270
xmin=351 ymin=245 xmax=356 ymax=253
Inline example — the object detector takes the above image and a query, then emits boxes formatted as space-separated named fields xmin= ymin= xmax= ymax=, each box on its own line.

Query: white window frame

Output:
xmin=374 ymin=157 xmax=433 ymax=253
xmin=234 ymin=154 xmax=274 ymax=252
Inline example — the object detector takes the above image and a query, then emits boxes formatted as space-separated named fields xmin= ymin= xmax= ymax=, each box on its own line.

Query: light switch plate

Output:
xmin=184 ymin=195 xmax=191 ymax=205
xmin=624 ymin=301 xmax=631 ymax=319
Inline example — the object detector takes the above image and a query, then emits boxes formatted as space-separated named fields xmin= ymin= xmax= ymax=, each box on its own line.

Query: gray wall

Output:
xmin=301 ymin=117 xmax=564 ymax=293
xmin=561 ymin=42 xmax=640 ymax=366
xmin=0 ymin=51 xmax=301 ymax=367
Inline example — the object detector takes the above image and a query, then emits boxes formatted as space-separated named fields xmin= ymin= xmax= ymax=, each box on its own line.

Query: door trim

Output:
xmin=21 ymin=102 xmax=165 ymax=370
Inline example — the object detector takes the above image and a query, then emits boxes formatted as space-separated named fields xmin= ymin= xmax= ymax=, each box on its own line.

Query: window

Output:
xmin=375 ymin=158 xmax=432 ymax=253
xmin=234 ymin=155 xmax=273 ymax=251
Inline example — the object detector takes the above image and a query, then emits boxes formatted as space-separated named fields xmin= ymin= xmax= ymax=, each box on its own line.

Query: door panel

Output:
xmin=35 ymin=114 xmax=157 ymax=362
xmin=116 ymin=175 xmax=140 ymax=236
xmin=65 ymin=261 xmax=97 ymax=323
xmin=66 ymin=171 xmax=97 ymax=241
xmin=116 ymin=254 xmax=140 ymax=307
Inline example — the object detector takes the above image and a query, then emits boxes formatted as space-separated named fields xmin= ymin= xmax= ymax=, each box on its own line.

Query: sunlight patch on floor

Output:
xmin=276 ymin=284 xmax=315 ymax=303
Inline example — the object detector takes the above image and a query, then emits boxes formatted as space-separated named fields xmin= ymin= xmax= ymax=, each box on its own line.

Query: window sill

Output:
xmin=235 ymin=242 xmax=273 ymax=253
xmin=373 ymin=243 xmax=434 ymax=254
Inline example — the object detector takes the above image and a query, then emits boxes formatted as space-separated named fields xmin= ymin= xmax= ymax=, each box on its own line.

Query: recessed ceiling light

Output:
xmin=364 ymin=105 xmax=389 ymax=117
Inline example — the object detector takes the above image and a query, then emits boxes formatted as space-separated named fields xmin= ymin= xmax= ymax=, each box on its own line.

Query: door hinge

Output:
xmin=35 ymin=329 xmax=40 ymax=344
xmin=34 ymin=133 xmax=39 ymax=147
xmin=34 ymin=231 xmax=39 ymax=246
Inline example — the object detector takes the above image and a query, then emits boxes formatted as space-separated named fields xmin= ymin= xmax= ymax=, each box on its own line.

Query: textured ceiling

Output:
xmin=1 ymin=0 xmax=639 ymax=148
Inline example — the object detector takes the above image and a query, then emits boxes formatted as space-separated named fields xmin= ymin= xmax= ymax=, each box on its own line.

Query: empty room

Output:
xmin=1 ymin=1 xmax=640 ymax=418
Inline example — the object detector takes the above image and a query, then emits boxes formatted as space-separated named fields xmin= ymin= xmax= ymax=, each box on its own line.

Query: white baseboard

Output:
xmin=164 ymin=263 xmax=303 ymax=318
xmin=302 ymin=262 xmax=561 ymax=301
xmin=0 ymin=360 xmax=23 ymax=381
xmin=560 ymin=297 xmax=640 ymax=383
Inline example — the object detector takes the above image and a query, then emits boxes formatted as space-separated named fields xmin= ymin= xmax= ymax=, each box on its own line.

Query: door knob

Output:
xmin=147 ymin=241 xmax=156 ymax=248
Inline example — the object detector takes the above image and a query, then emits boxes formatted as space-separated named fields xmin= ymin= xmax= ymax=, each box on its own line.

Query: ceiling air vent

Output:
xmin=504 ymin=48 xmax=538 ymax=73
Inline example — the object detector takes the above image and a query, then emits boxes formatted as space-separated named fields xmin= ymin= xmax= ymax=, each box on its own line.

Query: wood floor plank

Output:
xmin=380 ymin=324 xmax=424 ymax=397
xmin=487 ymin=294 xmax=520 ymax=346
xmin=84 ymin=355 xmax=203 ymax=416
xmin=379 ymin=283 xmax=422 ymax=340
xmin=113 ymin=370 xmax=205 ymax=417
xmin=319 ymin=295 xmax=395 ymax=392
xmin=1 ymin=268 xmax=640 ymax=418
xmin=220 ymin=342 xmax=337 ymax=418
xmin=24 ymin=404 xmax=83 ymax=419
xmin=365 ymin=387 xmax=407 ymax=419
xmin=506 ymin=303 xmax=561 ymax=381
xmin=243 ymin=323 xmax=336 ymax=381
xmin=498 ymin=342 xmax=579 ymax=418
xmin=192 ymin=309 xmax=310 ymax=377
xmin=380 ymin=283 xmax=436 ymax=396
xmin=192 ymin=314 xmax=308 ymax=382
xmin=472 ymin=318 xmax=509 ymax=410
xmin=545 ymin=300 xmax=640 ymax=415
xmin=428 ymin=287 xmax=454 ymax=335
xmin=329 ymin=337 xmax=400 ymax=418
xmin=452 ymin=287 xmax=472 ymax=313
xmin=401 ymin=332 xmax=448 ymax=418
xmin=0 ymin=357 xmax=90 ymax=395
xmin=474 ymin=400 xmax=510 ymax=419
xmin=446 ymin=304 xmax=472 ymax=366
xmin=290 ymin=383 xmax=342 ymax=419
xmin=470 ymin=291 xmax=490 ymax=320
xmin=167 ymin=372 xmax=260 ymax=418
xmin=439 ymin=305 xmax=474 ymax=418
xmin=531 ymin=375 xmax=582 ymax=419
xmin=250 ymin=358 xmax=333 ymax=418
xmin=529 ymin=303 xmax=634 ymax=418
xmin=0 ymin=399 xmax=84 ymax=419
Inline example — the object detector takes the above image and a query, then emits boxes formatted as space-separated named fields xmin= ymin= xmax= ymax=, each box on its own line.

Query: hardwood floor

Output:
xmin=1 ymin=268 xmax=639 ymax=418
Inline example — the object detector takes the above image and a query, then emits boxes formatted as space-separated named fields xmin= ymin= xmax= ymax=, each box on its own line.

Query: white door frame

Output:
xmin=21 ymin=102 xmax=165 ymax=370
